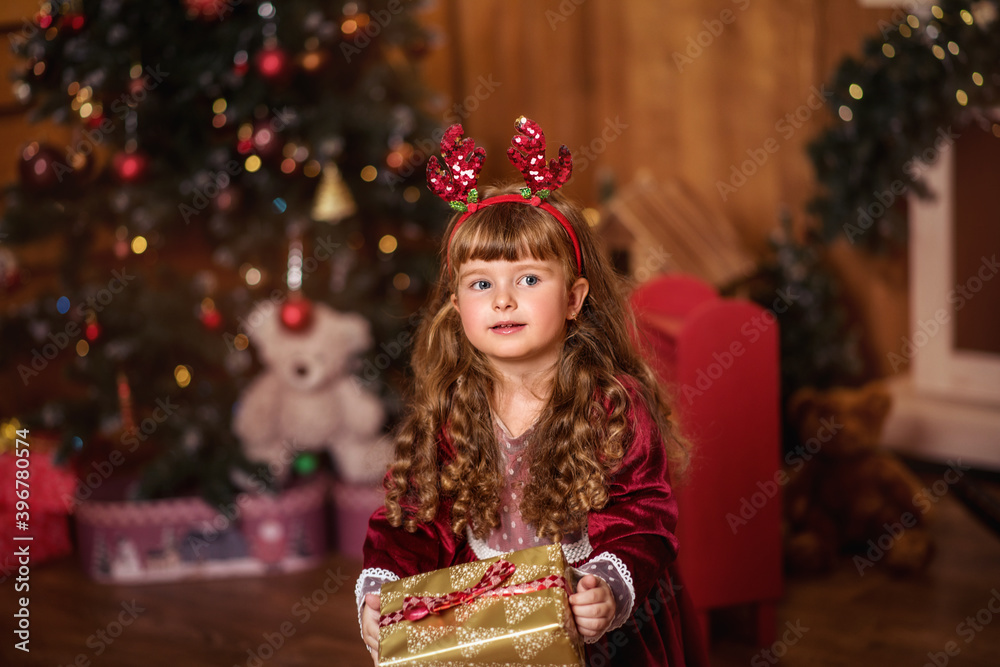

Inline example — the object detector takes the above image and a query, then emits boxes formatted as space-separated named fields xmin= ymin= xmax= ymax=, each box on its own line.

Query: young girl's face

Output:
xmin=450 ymin=257 xmax=589 ymax=376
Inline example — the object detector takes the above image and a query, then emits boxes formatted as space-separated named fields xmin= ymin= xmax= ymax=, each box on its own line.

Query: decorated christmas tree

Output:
xmin=0 ymin=0 xmax=447 ymax=506
xmin=808 ymin=0 xmax=1000 ymax=254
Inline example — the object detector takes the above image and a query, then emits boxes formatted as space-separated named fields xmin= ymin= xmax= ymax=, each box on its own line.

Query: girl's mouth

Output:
xmin=491 ymin=322 xmax=525 ymax=334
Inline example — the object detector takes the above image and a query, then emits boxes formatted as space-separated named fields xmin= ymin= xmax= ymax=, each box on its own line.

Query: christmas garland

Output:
xmin=807 ymin=0 xmax=1000 ymax=254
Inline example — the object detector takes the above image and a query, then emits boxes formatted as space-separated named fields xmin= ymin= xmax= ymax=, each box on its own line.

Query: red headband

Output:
xmin=426 ymin=117 xmax=581 ymax=275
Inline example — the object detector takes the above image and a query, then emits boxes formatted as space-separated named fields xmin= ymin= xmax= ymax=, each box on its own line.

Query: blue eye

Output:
xmin=521 ymin=275 xmax=539 ymax=286
xmin=472 ymin=280 xmax=491 ymax=290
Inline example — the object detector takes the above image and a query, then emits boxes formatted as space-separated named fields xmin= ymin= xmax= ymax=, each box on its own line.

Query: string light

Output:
xmin=360 ymin=165 xmax=377 ymax=182
xmin=882 ymin=44 xmax=895 ymax=58
xmin=131 ymin=235 xmax=148 ymax=254
xmin=932 ymin=45 xmax=946 ymax=60
xmin=956 ymin=90 xmax=968 ymax=106
xmin=379 ymin=234 xmax=398 ymax=254
xmin=393 ymin=273 xmax=411 ymax=290
xmin=838 ymin=106 xmax=854 ymax=122
xmin=849 ymin=84 xmax=863 ymax=100
xmin=960 ymin=9 xmax=973 ymax=25
xmin=403 ymin=186 xmax=420 ymax=203
xmin=76 ymin=340 xmax=89 ymax=356
xmin=174 ymin=365 xmax=192 ymax=388
xmin=972 ymin=72 xmax=984 ymax=86
xmin=245 ymin=155 xmax=262 ymax=172
xmin=931 ymin=6 xmax=944 ymax=19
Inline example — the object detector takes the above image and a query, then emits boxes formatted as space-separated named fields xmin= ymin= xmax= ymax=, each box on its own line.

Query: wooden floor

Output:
xmin=2 ymin=478 xmax=999 ymax=667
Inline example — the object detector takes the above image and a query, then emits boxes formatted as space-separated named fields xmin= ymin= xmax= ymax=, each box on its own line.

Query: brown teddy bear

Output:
xmin=783 ymin=382 xmax=934 ymax=576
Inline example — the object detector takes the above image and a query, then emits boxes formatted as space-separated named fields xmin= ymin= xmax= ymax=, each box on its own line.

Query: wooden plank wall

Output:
xmin=420 ymin=0 xmax=892 ymax=249
xmin=418 ymin=0 xmax=906 ymax=374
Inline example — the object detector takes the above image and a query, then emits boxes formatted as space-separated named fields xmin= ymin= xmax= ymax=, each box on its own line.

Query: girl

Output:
xmin=356 ymin=119 xmax=708 ymax=666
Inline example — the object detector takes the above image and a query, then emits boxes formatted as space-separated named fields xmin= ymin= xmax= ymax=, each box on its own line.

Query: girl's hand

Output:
xmin=361 ymin=593 xmax=381 ymax=666
xmin=569 ymin=574 xmax=616 ymax=640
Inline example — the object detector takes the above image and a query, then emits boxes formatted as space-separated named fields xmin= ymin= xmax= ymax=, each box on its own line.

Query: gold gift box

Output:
xmin=378 ymin=543 xmax=585 ymax=666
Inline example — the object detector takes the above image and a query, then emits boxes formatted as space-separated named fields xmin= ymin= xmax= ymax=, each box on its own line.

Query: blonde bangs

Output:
xmin=448 ymin=202 xmax=577 ymax=283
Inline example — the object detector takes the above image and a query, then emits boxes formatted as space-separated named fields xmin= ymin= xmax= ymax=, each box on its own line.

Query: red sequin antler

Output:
xmin=426 ymin=124 xmax=486 ymax=212
xmin=506 ymin=116 xmax=573 ymax=200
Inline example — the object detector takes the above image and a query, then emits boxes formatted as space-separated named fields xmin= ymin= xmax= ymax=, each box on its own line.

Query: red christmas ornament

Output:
xmin=85 ymin=110 xmax=106 ymax=129
xmin=200 ymin=308 xmax=223 ymax=330
xmin=0 ymin=248 xmax=22 ymax=292
xmin=255 ymin=46 xmax=291 ymax=81
xmin=60 ymin=12 xmax=86 ymax=33
xmin=280 ymin=297 xmax=313 ymax=332
xmin=19 ymin=143 xmax=68 ymax=191
xmin=112 ymin=151 xmax=149 ymax=183
xmin=183 ymin=0 xmax=232 ymax=21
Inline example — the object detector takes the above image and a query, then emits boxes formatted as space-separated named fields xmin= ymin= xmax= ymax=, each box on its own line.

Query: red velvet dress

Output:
xmin=357 ymin=391 xmax=709 ymax=667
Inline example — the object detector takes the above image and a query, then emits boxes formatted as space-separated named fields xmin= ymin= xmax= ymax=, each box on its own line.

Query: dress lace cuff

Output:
xmin=574 ymin=551 xmax=635 ymax=642
xmin=355 ymin=567 xmax=399 ymax=640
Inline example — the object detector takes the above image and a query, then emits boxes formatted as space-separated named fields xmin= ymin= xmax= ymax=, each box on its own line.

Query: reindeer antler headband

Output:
xmin=426 ymin=117 xmax=581 ymax=275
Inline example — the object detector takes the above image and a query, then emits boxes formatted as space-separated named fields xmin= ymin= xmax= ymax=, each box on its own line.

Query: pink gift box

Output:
xmin=75 ymin=476 xmax=330 ymax=583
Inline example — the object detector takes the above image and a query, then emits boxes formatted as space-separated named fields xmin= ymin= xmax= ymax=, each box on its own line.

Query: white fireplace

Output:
xmin=882 ymin=118 xmax=1000 ymax=470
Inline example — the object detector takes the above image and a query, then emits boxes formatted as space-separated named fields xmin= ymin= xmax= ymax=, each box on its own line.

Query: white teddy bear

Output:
xmin=233 ymin=299 xmax=391 ymax=485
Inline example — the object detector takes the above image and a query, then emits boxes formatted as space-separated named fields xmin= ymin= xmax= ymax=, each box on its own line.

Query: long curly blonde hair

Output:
xmin=384 ymin=183 xmax=688 ymax=542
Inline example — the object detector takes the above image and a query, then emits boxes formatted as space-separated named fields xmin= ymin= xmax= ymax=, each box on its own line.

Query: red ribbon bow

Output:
xmin=401 ymin=559 xmax=517 ymax=622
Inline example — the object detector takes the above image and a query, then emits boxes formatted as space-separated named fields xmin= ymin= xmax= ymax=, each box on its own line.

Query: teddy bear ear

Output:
xmin=339 ymin=311 xmax=373 ymax=352
xmin=862 ymin=382 xmax=893 ymax=421
xmin=787 ymin=386 xmax=818 ymax=424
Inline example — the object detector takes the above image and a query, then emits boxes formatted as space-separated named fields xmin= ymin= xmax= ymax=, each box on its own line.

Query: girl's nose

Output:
xmin=493 ymin=287 xmax=515 ymax=310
